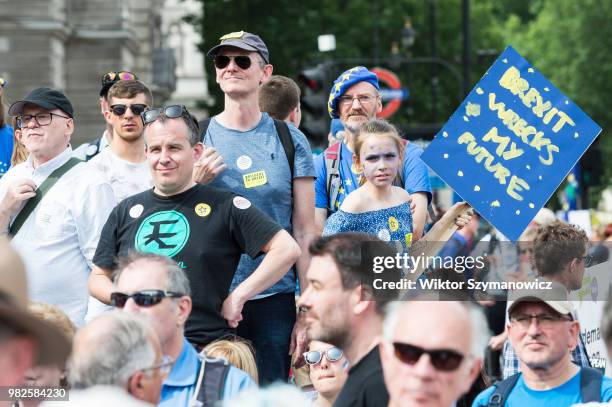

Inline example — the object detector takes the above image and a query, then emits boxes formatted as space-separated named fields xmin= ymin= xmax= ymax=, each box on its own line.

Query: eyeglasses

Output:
xmin=17 ymin=112 xmax=71 ymax=128
xmin=101 ymin=71 xmax=137 ymax=87
xmin=141 ymin=355 xmax=174 ymax=376
xmin=110 ymin=290 xmax=184 ymax=308
xmin=392 ymin=342 xmax=465 ymax=372
xmin=303 ymin=347 xmax=344 ymax=366
xmin=509 ymin=313 xmax=572 ymax=330
xmin=338 ymin=94 xmax=378 ymax=107
xmin=110 ymin=104 xmax=148 ymax=117
xmin=578 ymin=255 xmax=594 ymax=268
xmin=213 ymin=55 xmax=253 ymax=70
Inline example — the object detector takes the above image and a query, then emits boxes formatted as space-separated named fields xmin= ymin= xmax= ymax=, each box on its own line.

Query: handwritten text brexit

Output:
xmin=457 ymin=66 xmax=575 ymax=202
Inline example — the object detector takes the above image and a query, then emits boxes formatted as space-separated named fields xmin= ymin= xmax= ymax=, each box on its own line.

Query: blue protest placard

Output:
xmin=421 ymin=46 xmax=602 ymax=240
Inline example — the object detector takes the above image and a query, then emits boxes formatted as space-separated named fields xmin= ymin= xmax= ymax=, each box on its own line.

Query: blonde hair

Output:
xmin=354 ymin=119 xmax=405 ymax=186
xmin=11 ymin=116 xmax=28 ymax=166
xmin=204 ymin=338 xmax=259 ymax=384
xmin=28 ymin=301 xmax=76 ymax=340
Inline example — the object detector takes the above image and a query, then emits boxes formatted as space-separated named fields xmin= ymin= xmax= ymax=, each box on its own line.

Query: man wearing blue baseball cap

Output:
xmin=199 ymin=31 xmax=316 ymax=385
xmin=313 ymin=67 xmax=432 ymax=240
xmin=0 ymin=87 xmax=116 ymax=327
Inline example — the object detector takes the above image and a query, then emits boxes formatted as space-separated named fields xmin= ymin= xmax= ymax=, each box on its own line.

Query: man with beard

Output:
xmin=313 ymin=67 xmax=431 ymax=239
xmin=297 ymin=233 xmax=395 ymax=407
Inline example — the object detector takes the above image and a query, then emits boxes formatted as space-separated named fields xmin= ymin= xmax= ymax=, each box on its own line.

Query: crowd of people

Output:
xmin=0 ymin=30 xmax=611 ymax=407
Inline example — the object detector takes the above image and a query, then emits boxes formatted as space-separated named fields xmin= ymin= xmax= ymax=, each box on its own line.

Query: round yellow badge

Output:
xmin=195 ymin=203 xmax=211 ymax=217
xmin=388 ymin=216 xmax=399 ymax=232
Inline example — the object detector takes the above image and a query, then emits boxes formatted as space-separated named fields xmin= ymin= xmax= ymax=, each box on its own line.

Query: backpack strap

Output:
xmin=486 ymin=373 xmax=521 ymax=407
xmin=194 ymin=354 xmax=231 ymax=406
xmin=273 ymin=119 xmax=295 ymax=181
xmin=324 ymin=141 xmax=342 ymax=211
xmin=580 ymin=367 xmax=603 ymax=403
xmin=9 ymin=157 xmax=82 ymax=237
xmin=198 ymin=118 xmax=212 ymax=143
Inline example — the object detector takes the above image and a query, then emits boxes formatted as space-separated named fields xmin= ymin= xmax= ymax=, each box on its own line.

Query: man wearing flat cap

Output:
xmin=200 ymin=31 xmax=316 ymax=384
xmin=313 ymin=67 xmax=432 ymax=240
xmin=474 ymin=283 xmax=612 ymax=405
xmin=0 ymin=87 xmax=116 ymax=327
xmin=0 ymin=237 xmax=71 ymax=388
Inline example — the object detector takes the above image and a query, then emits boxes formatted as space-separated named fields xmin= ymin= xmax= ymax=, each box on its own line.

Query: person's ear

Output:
xmin=127 ymin=371 xmax=145 ymax=399
xmin=177 ymin=296 xmax=192 ymax=326
xmin=193 ymin=142 xmax=204 ymax=161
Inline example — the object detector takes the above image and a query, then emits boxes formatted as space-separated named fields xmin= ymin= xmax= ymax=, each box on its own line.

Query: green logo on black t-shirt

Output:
xmin=134 ymin=210 xmax=190 ymax=257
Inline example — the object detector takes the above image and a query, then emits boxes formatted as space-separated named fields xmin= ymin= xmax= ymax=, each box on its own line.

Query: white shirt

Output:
xmin=72 ymin=129 xmax=111 ymax=160
xmin=85 ymin=148 xmax=152 ymax=321
xmin=0 ymin=148 xmax=117 ymax=326
xmin=87 ymin=147 xmax=153 ymax=203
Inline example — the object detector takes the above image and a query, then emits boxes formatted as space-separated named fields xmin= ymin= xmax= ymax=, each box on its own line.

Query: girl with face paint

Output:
xmin=322 ymin=120 xmax=415 ymax=252
xmin=323 ymin=119 xmax=473 ymax=256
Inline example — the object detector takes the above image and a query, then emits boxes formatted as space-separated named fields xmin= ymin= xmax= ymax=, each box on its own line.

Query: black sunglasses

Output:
xmin=213 ymin=55 xmax=252 ymax=70
xmin=393 ymin=342 xmax=465 ymax=372
xmin=303 ymin=347 xmax=343 ymax=366
xmin=110 ymin=104 xmax=148 ymax=117
xmin=110 ymin=290 xmax=184 ymax=308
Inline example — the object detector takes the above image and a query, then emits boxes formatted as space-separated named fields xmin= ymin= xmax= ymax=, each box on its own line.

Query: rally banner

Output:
xmin=421 ymin=46 xmax=602 ymax=240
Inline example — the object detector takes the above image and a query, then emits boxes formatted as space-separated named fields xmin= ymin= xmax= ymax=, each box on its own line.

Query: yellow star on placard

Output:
xmin=343 ymin=74 xmax=351 ymax=81
xmin=338 ymin=187 xmax=345 ymax=195
xmin=345 ymin=179 xmax=352 ymax=186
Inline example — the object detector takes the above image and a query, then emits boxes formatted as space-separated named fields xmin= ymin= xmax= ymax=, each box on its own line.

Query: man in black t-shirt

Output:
xmin=89 ymin=105 xmax=300 ymax=346
xmin=297 ymin=233 xmax=396 ymax=407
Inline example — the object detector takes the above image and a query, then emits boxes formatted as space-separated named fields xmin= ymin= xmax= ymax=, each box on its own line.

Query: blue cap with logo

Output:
xmin=327 ymin=66 xmax=380 ymax=119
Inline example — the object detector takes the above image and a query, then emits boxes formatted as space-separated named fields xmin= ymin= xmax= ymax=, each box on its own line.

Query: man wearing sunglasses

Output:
xmin=87 ymin=80 xmax=153 ymax=203
xmin=203 ymin=31 xmax=316 ymax=384
xmin=113 ymin=252 xmax=255 ymax=406
xmin=90 ymin=105 xmax=300 ymax=351
xmin=502 ymin=221 xmax=594 ymax=379
xmin=380 ymin=300 xmax=488 ymax=407
xmin=73 ymin=70 xmax=138 ymax=162
xmin=0 ymin=87 xmax=116 ymax=327
xmin=474 ymin=288 xmax=612 ymax=406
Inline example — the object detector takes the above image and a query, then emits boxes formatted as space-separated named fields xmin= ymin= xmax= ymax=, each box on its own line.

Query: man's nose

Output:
xmin=123 ymin=297 xmax=140 ymax=313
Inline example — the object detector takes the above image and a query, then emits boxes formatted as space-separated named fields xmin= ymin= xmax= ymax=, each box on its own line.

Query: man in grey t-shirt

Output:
xmin=200 ymin=31 xmax=316 ymax=384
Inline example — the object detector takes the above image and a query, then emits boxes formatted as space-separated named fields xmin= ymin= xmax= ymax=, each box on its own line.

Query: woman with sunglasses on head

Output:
xmin=323 ymin=120 xmax=472 ymax=262
xmin=305 ymin=341 xmax=348 ymax=407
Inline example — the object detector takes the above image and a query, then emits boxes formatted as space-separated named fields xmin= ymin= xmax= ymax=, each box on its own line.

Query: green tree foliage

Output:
xmin=187 ymin=0 xmax=609 ymax=204
xmin=188 ymin=0 xmax=503 ymax=131
xmin=500 ymin=0 xmax=612 ymax=206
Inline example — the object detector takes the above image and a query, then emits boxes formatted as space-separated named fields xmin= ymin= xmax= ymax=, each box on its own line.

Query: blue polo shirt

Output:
xmin=160 ymin=337 xmax=256 ymax=406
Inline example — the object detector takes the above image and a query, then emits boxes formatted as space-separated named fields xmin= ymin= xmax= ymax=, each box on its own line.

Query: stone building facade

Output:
xmin=0 ymin=0 xmax=208 ymax=146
